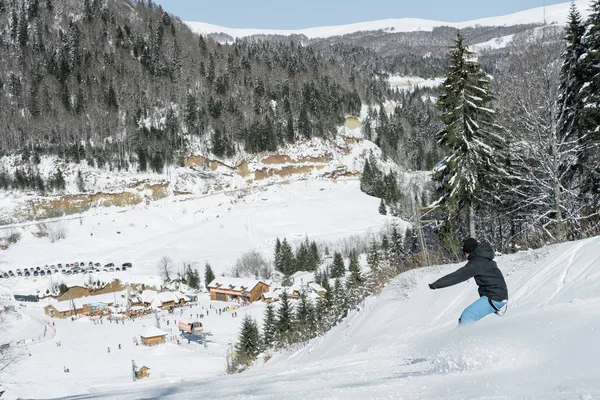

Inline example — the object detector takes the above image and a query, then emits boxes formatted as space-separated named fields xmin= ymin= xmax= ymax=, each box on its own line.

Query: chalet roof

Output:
xmin=45 ymin=292 xmax=124 ymax=313
xmin=207 ymin=277 xmax=267 ymax=292
xmin=140 ymin=290 xmax=158 ymax=304
xmin=139 ymin=327 xmax=167 ymax=338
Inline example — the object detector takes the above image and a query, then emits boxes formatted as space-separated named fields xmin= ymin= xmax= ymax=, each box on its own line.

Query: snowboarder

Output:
xmin=107 ymin=346 xmax=111 ymax=353
xmin=118 ymin=344 xmax=121 ymax=350
xmin=428 ymin=238 xmax=508 ymax=325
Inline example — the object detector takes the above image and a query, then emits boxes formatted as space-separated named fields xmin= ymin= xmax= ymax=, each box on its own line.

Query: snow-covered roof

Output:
xmin=138 ymin=327 xmax=167 ymax=338
xmin=284 ymin=272 xmax=326 ymax=295
xmin=158 ymin=291 xmax=177 ymax=303
xmin=46 ymin=292 xmax=125 ymax=313
xmin=208 ymin=277 xmax=266 ymax=292
xmin=140 ymin=290 xmax=158 ymax=304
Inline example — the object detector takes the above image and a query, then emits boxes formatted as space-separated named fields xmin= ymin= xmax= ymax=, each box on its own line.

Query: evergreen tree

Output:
xmin=204 ymin=262 xmax=215 ymax=290
xmin=276 ymin=291 xmax=293 ymax=347
xmin=76 ymin=170 xmax=85 ymax=192
xmin=293 ymin=291 xmax=314 ymax=342
xmin=378 ymin=198 xmax=387 ymax=215
xmin=360 ymin=158 xmax=374 ymax=194
xmin=308 ymin=241 xmax=320 ymax=271
xmin=347 ymin=250 xmax=363 ymax=288
xmin=432 ymin=31 xmax=505 ymax=238
xmin=295 ymin=239 xmax=310 ymax=271
xmin=578 ymin=0 xmax=600 ymax=224
xmin=273 ymin=237 xmax=283 ymax=273
xmin=280 ymin=238 xmax=295 ymax=276
xmin=186 ymin=267 xmax=200 ymax=289
xmin=330 ymin=251 xmax=345 ymax=278
xmin=235 ymin=315 xmax=261 ymax=366
xmin=332 ymin=278 xmax=348 ymax=323
xmin=262 ymin=303 xmax=277 ymax=349
xmin=53 ymin=168 xmax=66 ymax=191
xmin=557 ymin=2 xmax=587 ymax=235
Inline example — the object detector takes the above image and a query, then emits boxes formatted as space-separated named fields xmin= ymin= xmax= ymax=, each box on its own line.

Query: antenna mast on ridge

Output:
xmin=543 ymin=0 xmax=547 ymax=25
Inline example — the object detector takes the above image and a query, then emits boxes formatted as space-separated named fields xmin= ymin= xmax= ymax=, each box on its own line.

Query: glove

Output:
xmin=428 ymin=283 xmax=435 ymax=290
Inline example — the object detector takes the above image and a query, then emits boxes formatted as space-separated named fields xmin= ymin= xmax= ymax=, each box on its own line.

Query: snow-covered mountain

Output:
xmin=186 ymin=1 xmax=589 ymax=39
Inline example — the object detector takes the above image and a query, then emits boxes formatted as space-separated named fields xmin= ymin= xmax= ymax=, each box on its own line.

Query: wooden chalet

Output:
xmin=207 ymin=277 xmax=270 ymax=303
xmin=44 ymin=292 xmax=123 ymax=318
xmin=139 ymin=327 xmax=167 ymax=346
xmin=135 ymin=366 xmax=150 ymax=379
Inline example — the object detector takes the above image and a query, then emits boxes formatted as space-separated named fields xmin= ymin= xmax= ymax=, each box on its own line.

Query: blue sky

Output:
xmin=151 ymin=0 xmax=567 ymax=29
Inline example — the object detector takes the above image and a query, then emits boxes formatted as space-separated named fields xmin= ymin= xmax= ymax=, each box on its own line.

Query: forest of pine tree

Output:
xmin=430 ymin=2 xmax=600 ymax=251
xmin=0 ymin=0 xmax=385 ymax=179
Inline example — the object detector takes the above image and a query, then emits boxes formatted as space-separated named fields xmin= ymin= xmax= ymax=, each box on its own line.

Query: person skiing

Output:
xmin=428 ymin=238 xmax=508 ymax=325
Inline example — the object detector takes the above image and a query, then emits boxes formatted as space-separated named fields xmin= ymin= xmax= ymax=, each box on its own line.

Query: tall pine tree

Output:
xmin=236 ymin=315 xmax=261 ymax=366
xmin=432 ymin=31 xmax=505 ymax=238
xmin=578 ymin=0 xmax=600 ymax=228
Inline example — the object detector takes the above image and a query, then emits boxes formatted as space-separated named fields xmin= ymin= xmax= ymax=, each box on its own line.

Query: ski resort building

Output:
xmin=139 ymin=327 xmax=167 ymax=346
xmin=44 ymin=292 xmax=124 ymax=318
xmin=133 ymin=290 xmax=189 ymax=309
xmin=207 ymin=277 xmax=270 ymax=303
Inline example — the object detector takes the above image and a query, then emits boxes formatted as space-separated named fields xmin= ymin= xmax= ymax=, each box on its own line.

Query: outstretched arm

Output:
xmin=429 ymin=261 xmax=477 ymax=289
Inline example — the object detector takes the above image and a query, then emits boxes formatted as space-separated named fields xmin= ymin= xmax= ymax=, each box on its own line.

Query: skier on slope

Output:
xmin=428 ymin=238 xmax=508 ymax=325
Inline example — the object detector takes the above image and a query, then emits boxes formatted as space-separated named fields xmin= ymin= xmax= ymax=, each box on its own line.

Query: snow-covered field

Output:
xmin=0 ymin=180 xmax=395 ymax=296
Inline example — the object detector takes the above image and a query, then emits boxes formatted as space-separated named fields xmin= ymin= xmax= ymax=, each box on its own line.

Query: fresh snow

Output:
xmin=3 ymin=236 xmax=599 ymax=399
xmin=185 ymin=1 xmax=590 ymax=40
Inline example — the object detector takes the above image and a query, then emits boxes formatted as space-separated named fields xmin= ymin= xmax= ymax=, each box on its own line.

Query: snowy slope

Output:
xmin=185 ymin=1 xmax=590 ymax=39
xmin=0 ymin=179 xmax=403 ymax=297
xmin=7 ymin=236 xmax=600 ymax=399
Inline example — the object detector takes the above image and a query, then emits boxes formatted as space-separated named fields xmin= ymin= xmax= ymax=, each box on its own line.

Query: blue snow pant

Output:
xmin=458 ymin=296 xmax=506 ymax=325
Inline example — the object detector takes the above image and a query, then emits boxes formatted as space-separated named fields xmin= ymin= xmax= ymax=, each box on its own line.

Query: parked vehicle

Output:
xmin=33 ymin=271 xmax=39 ymax=276
xmin=122 ymin=262 xmax=132 ymax=268
xmin=17 ymin=271 xmax=23 ymax=276
xmin=104 ymin=263 xmax=115 ymax=268
xmin=57 ymin=263 xmax=62 ymax=268
xmin=39 ymin=271 xmax=46 ymax=276
xmin=24 ymin=270 xmax=30 ymax=277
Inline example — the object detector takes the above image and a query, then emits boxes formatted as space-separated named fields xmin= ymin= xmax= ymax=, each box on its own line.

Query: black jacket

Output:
xmin=430 ymin=242 xmax=508 ymax=302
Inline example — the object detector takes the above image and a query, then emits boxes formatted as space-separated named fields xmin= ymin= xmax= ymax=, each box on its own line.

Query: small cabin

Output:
xmin=135 ymin=366 xmax=150 ymax=379
xmin=139 ymin=328 xmax=167 ymax=346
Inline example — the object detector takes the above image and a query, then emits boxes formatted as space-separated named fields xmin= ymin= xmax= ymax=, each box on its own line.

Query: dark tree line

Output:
xmin=0 ymin=0 xmax=388 ymax=184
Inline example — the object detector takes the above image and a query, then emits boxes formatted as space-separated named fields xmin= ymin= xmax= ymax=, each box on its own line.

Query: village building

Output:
xmin=134 ymin=290 xmax=189 ymax=309
xmin=139 ymin=327 xmax=167 ymax=346
xmin=262 ymin=272 xmax=326 ymax=302
xmin=287 ymin=272 xmax=327 ymax=299
xmin=135 ymin=366 xmax=151 ymax=379
xmin=44 ymin=292 xmax=125 ymax=318
xmin=207 ymin=277 xmax=270 ymax=303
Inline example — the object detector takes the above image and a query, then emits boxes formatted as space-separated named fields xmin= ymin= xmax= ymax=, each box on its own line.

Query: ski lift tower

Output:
xmin=154 ymin=309 xmax=161 ymax=329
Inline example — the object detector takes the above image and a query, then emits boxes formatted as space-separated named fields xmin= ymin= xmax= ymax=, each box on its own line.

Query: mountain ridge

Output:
xmin=185 ymin=0 xmax=589 ymax=40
